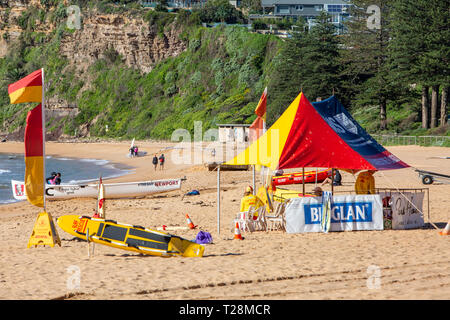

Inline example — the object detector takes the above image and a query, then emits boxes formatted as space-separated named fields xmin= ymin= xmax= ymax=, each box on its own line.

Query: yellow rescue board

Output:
xmin=274 ymin=187 xmax=314 ymax=201
xmin=57 ymin=215 xmax=204 ymax=257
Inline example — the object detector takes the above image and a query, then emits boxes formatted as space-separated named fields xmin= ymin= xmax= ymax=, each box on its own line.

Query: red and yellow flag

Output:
xmin=8 ymin=69 xmax=43 ymax=104
xmin=254 ymin=86 xmax=267 ymax=121
xmin=249 ymin=87 xmax=267 ymax=142
xmin=24 ymin=103 xmax=45 ymax=207
xmin=8 ymin=69 xmax=45 ymax=208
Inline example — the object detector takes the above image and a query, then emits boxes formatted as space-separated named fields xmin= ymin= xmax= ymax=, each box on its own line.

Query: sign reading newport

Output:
xmin=285 ymin=195 xmax=383 ymax=233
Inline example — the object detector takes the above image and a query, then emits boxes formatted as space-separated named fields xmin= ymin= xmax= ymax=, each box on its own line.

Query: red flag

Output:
xmin=249 ymin=87 xmax=267 ymax=142
xmin=24 ymin=103 xmax=44 ymax=207
xmin=254 ymin=87 xmax=267 ymax=120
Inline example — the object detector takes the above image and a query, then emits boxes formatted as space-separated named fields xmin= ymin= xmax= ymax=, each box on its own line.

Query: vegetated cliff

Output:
xmin=0 ymin=1 xmax=43 ymax=57
xmin=0 ymin=2 xmax=277 ymax=141
xmin=0 ymin=2 xmax=195 ymax=140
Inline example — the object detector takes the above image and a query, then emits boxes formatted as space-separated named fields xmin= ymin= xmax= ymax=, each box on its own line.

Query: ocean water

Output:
xmin=0 ymin=153 xmax=132 ymax=204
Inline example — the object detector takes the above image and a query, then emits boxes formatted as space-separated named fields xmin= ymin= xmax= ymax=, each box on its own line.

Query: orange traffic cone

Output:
xmin=439 ymin=220 xmax=450 ymax=235
xmin=186 ymin=214 xmax=196 ymax=229
xmin=234 ymin=222 xmax=243 ymax=240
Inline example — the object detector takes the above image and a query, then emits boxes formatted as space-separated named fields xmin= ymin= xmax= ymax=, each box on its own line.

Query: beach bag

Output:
xmin=195 ymin=230 xmax=212 ymax=244
xmin=186 ymin=190 xmax=200 ymax=196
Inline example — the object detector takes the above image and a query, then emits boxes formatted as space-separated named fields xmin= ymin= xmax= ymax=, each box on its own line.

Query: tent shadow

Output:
xmin=202 ymin=253 xmax=244 ymax=258
xmin=423 ymin=222 xmax=448 ymax=230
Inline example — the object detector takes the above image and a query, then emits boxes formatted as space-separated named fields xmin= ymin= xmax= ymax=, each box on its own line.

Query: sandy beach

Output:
xmin=0 ymin=141 xmax=449 ymax=300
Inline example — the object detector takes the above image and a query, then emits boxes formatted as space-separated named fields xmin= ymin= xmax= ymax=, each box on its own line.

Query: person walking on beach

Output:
xmin=159 ymin=154 xmax=165 ymax=170
xmin=46 ymin=172 xmax=57 ymax=184
xmin=152 ymin=154 xmax=158 ymax=171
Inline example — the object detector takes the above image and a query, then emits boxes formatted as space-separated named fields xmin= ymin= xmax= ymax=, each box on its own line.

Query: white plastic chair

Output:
xmin=233 ymin=206 xmax=256 ymax=232
xmin=252 ymin=206 xmax=268 ymax=231
xmin=266 ymin=202 xmax=286 ymax=231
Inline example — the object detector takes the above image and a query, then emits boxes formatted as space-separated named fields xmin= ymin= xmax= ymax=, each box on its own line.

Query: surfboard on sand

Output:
xmin=321 ymin=191 xmax=332 ymax=233
xmin=57 ymin=215 xmax=204 ymax=257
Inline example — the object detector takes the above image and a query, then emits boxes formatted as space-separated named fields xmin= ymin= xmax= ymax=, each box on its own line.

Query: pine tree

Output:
xmin=267 ymin=29 xmax=304 ymax=124
xmin=267 ymin=12 xmax=341 ymax=124
xmin=340 ymin=0 xmax=400 ymax=130
xmin=297 ymin=12 xmax=341 ymax=101
xmin=389 ymin=0 xmax=450 ymax=129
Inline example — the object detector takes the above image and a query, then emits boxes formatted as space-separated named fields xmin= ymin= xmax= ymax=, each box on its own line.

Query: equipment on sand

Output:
xmin=321 ymin=191 xmax=332 ymax=233
xmin=234 ymin=222 xmax=243 ymax=240
xmin=11 ymin=178 xmax=184 ymax=201
xmin=57 ymin=215 xmax=204 ymax=257
xmin=272 ymin=169 xmax=331 ymax=186
xmin=439 ymin=221 xmax=450 ymax=236
xmin=273 ymin=187 xmax=314 ymax=201
xmin=185 ymin=214 xmax=196 ymax=229
xmin=415 ymin=169 xmax=450 ymax=185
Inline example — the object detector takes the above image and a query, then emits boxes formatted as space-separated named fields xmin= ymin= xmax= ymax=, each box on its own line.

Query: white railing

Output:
xmin=372 ymin=135 xmax=450 ymax=146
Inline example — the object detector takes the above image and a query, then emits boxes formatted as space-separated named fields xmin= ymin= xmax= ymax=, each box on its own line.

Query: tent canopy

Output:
xmin=225 ymin=92 xmax=409 ymax=171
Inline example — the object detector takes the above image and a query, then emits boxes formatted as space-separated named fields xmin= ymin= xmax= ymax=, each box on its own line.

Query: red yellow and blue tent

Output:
xmin=225 ymin=92 xmax=409 ymax=171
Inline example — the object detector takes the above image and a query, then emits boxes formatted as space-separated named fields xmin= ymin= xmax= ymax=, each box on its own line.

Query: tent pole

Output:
xmin=252 ymin=165 xmax=256 ymax=195
xmin=302 ymin=167 xmax=305 ymax=196
xmin=331 ymin=168 xmax=335 ymax=194
xmin=217 ymin=165 xmax=221 ymax=236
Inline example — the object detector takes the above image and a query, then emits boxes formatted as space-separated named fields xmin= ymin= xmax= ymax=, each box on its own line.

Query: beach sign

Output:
xmin=27 ymin=211 xmax=61 ymax=248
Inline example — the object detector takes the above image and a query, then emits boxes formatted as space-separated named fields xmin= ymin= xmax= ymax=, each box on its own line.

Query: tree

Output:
xmin=440 ymin=86 xmax=448 ymax=127
xmin=267 ymin=29 xmax=303 ymax=124
xmin=388 ymin=0 xmax=450 ymax=129
xmin=297 ymin=12 xmax=341 ymax=101
xmin=196 ymin=0 xmax=244 ymax=24
xmin=267 ymin=13 xmax=341 ymax=124
xmin=341 ymin=0 xmax=400 ymax=130
xmin=241 ymin=0 xmax=263 ymax=14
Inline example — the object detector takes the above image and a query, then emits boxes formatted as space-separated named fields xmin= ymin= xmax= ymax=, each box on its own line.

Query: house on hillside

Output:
xmin=217 ymin=124 xmax=250 ymax=143
xmin=260 ymin=0 xmax=352 ymax=33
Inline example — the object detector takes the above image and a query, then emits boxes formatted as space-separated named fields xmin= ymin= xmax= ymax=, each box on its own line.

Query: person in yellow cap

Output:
xmin=355 ymin=170 xmax=376 ymax=194
xmin=240 ymin=186 xmax=264 ymax=220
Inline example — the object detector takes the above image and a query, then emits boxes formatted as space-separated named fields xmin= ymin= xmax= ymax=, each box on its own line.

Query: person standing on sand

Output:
xmin=355 ymin=170 xmax=376 ymax=194
xmin=159 ymin=154 xmax=165 ymax=170
xmin=152 ymin=154 xmax=158 ymax=171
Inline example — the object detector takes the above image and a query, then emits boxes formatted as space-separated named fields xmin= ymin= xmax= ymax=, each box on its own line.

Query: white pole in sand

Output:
xmin=86 ymin=228 xmax=90 ymax=259
xmin=217 ymin=165 xmax=221 ymax=236
xmin=252 ymin=165 xmax=256 ymax=195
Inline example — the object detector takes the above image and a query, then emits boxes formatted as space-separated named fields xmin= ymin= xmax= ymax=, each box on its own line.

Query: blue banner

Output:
xmin=304 ymin=201 xmax=373 ymax=225
xmin=285 ymin=195 xmax=383 ymax=233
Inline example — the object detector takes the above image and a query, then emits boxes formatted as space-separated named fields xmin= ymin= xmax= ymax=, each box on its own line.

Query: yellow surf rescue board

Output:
xmin=57 ymin=215 xmax=204 ymax=257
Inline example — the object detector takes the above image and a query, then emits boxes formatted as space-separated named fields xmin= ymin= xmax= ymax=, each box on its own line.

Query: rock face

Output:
xmin=0 ymin=1 xmax=33 ymax=57
xmin=59 ymin=13 xmax=187 ymax=74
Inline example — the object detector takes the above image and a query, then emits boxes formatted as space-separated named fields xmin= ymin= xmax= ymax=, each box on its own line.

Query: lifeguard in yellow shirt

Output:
xmin=355 ymin=170 xmax=376 ymax=194
xmin=240 ymin=186 xmax=264 ymax=219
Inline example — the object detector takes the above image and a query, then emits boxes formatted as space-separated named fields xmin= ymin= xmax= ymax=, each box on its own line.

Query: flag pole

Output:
xmin=41 ymin=68 xmax=46 ymax=212
xmin=217 ymin=165 xmax=221 ymax=236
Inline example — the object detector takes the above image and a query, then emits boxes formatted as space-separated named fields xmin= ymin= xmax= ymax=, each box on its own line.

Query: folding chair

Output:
xmin=266 ymin=202 xmax=286 ymax=231
xmin=233 ymin=206 xmax=256 ymax=233
xmin=252 ymin=206 xmax=268 ymax=231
